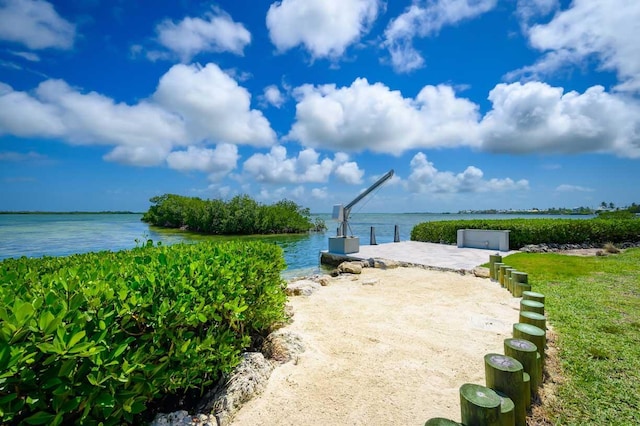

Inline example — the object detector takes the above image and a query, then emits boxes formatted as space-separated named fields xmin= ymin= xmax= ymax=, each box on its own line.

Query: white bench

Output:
xmin=457 ymin=229 xmax=510 ymax=251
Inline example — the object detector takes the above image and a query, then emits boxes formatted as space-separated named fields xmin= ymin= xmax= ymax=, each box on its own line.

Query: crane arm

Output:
xmin=344 ymin=169 xmax=394 ymax=211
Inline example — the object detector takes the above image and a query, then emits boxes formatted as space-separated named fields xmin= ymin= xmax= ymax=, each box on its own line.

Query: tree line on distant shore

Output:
xmin=459 ymin=202 xmax=640 ymax=215
xmin=141 ymin=194 xmax=325 ymax=235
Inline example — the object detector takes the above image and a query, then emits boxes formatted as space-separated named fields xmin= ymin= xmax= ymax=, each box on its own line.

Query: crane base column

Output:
xmin=328 ymin=236 xmax=360 ymax=254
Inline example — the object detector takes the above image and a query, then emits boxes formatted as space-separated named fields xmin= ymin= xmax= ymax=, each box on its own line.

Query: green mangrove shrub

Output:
xmin=141 ymin=194 xmax=314 ymax=235
xmin=411 ymin=218 xmax=640 ymax=249
xmin=0 ymin=241 xmax=287 ymax=425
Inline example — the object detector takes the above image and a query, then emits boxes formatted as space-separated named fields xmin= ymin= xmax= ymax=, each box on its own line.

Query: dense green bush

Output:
xmin=141 ymin=194 xmax=314 ymax=235
xmin=0 ymin=241 xmax=287 ymax=425
xmin=411 ymin=218 xmax=640 ymax=249
xmin=596 ymin=210 xmax=637 ymax=220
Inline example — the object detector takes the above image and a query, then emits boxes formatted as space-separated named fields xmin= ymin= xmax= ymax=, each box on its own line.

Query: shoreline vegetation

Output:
xmin=141 ymin=194 xmax=326 ymax=235
xmin=0 ymin=240 xmax=288 ymax=425
xmin=412 ymin=215 xmax=640 ymax=249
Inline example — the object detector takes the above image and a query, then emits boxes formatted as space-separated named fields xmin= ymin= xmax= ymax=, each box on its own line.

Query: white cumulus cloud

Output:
xmin=479 ymin=82 xmax=640 ymax=158
xmin=0 ymin=63 xmax=276 ymax=167
xmin=0 ymin=0 xmax=75 ymax=50
xmin=166 ymin=144 xmax=239 ymax=181
xmin=266 ymin=0 xmax=380 ymax=59
xmin=153 ymin=63 xmax=276 ymax=146
xmin=383 ymin=0 xmax=497 ymax=73
xmin=288 ymin=78 xmax=480 ymax=154
xmin=261 ymin=84 xmax=285 ymax=108
xmin=334 ymin=161 xmax=364 ymax=185
xmin=311 ymin=187 xmax=328 ymax=199
xmin=510 ymin=0 xmax=640 ymax=93
xmin=154 ymin=7 xmax=251 ymax=61
xmin=243 ymin=145 xmax=364 ymax=184
xmin=407 ymin=152 xmax=529 ymax=194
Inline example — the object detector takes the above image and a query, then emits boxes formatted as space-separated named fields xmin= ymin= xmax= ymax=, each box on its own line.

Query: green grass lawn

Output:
xmin=501 ymin=248 xmax=640 ymax=425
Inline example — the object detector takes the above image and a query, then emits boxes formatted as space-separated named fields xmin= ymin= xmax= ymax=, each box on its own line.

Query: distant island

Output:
xmin=460 ymin=202 xmax=640 ymax=215
xmin=458 ymin=207 xmax=595 ymax=215
xmin=0 ymin=211 xmax=142 ymax=215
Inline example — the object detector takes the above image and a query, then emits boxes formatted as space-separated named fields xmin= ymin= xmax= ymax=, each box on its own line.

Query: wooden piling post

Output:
xmin=370 ymin=226 xmax=377 ymax=245
xmin=505 ymin=268 xmax=515 ymax=293
xmin=523 ymin=372 xmax=531 ymax=410
xmin=495 ymin=391 xmax=515 ymax=426
xmin=484 ymin=353 xmax=526 ymax=426
xmin=424 ymin=418 xmax=462 ymax=425
xmin=499 ymin=265 xmax=510 ymax=287
xmin=520 ymin=299 xmax=544 ymax=315
xmin=522 ymin=291 xmax=545 ymax=304
xmin=519 ymin=311 xmax=546 ymax=331
xmin=494 ymin=263 xmax=505 ymax=286
xmin=504 ymin=338 xmax=540 ymax=394
xmin=459 ymin=383 xmax=502 ymax=426
xmin=513 ymin=323 xmax=546 ymax=362
xmin=511 ymin=272 xmax=530 ymax=297
xmin=489 ymin=254 xmax=503 ymax=281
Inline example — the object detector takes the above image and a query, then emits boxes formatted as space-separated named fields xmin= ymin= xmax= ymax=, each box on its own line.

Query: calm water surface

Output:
xmin=0 ymin=213 xmax=593 ymax=278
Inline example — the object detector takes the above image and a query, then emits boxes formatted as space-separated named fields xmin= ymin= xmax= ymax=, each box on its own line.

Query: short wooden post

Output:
xmin=523 ymin=372 xmax=531 ymax=409
xmin=519 ymin=311 xmax=546 ymax=331
xmin=370 ymin=226 xmax=377 ymax=245
xmin=513 ymin=323 xmax=546 ymax=362
xmin=536 ymin=352 xmax=543 ymax=384
xmin=494 ymin=391 xmax=515 ymax=426
xmin=520 ymin=299 xmax=544 ymax=315
xmin=484 ymin=354 xmax=526 ymax=426
xmin=522 ymin=291 xmax=545 ymax=304
xmin=394 ymin=224 xmax=400 ymax=242
xmin=424 ymin=418 xmax=462 ymax=425
xmin=504 ymin=338 xmax=540 ymax=394
xmin=459 ymin=383 xmax=502 ymax=426
xmin=499 ymin=265 xmax=510 ymax=287
xmin=505 ymin=268 xmax=515 ymax=294
xmin=494 ymin=263 xmax=505 ymax=286
xmin=511 ymin=272 xmax=530 ymax=297
xmin=489 ymin=254 xmax=502 ymax=281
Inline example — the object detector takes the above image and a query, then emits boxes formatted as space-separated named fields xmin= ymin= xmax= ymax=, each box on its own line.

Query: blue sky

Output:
xmin=1 ymin=0 xmax=639 ymax=213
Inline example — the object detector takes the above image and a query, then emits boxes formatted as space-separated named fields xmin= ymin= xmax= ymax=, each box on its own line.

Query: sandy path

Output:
xmin=231 ymin=267 xmax=521 ymax=426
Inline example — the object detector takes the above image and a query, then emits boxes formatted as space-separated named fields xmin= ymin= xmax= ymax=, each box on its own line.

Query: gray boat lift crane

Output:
xmin=329 ymin=169 xmax=394 ymax=254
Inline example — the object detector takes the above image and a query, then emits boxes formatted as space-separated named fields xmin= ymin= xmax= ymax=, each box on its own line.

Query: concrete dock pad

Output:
xmin=321 ymin=241 xmax=518 ymax=272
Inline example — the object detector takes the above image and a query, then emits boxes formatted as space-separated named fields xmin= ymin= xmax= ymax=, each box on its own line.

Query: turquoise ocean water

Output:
xmin=0 ymin=213 xmax=593 ymax=278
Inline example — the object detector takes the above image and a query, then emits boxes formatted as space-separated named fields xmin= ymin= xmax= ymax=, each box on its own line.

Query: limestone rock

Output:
xmin=151 ymin=410 xmax=217 ymax=426
xmin=338 ymin=261 xmax=363 ymax=274
xmin=317 ymin=276 xmax=330 ymax=286
xmin=197 ymin=352 xmax=275 ymax=426
xmin=473 ymin=267 xmax=491 ymax=279
xmin=372 ymin=258 xmax=401 ymax=269
xmin=262 ymin=330 xmax=305 ymax=363
xmin=286 ymin=279 xmax=321 ymax=296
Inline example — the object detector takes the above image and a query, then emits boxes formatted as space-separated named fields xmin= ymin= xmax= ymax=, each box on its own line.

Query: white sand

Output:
xmin=231 ymin=267 xmax=521 ymax=426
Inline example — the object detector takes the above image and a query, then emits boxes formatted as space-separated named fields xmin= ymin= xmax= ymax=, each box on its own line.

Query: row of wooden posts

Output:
xmin=369 ymin=225 xmax=401 ymax=245
xmin=425 ymin=255 xmax=548 ymax=426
